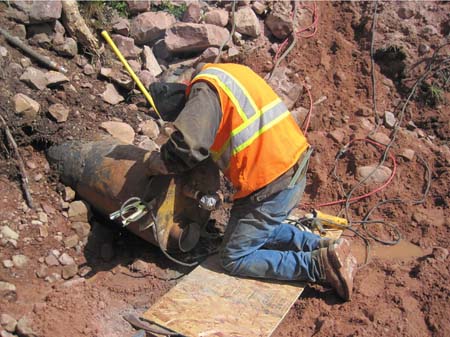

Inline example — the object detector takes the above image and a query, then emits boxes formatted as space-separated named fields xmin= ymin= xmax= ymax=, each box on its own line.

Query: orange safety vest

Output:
xmin=189 ymin=63 xmax=309 ymax=199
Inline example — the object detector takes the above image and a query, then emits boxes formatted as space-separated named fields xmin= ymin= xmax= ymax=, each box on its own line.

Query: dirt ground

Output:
xmin=1 ymin=2 xmax=449 ymax=337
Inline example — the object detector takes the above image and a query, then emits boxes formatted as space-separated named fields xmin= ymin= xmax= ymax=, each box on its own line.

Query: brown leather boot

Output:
xmin=315 ymin=238 xmax=357 ymax=301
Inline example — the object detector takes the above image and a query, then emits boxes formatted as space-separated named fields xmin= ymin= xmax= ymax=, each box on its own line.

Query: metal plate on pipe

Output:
xmin=143 ymin=230 xmax=341 ymax=337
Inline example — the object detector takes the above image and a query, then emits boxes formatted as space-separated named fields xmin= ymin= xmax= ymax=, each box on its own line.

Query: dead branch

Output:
xmin=61 ymin=0 xmax=100 ymax=56
xmin=0 ymin=114 xmax=34 ymax=209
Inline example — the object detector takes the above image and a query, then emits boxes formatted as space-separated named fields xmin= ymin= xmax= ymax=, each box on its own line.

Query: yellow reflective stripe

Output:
xmin=194 ymin=73 xmax=249 ymax=122
xmin=233 ymin=110 xmax=291 ymax=154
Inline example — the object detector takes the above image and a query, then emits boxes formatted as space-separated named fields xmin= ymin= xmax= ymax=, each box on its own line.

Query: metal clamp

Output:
xmin=109 ymin=197 xmax=149 ymax=227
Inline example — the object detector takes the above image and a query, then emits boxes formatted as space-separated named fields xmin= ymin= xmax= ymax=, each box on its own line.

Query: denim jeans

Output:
xmin=220 ymin=178 xmax=323 ymax=282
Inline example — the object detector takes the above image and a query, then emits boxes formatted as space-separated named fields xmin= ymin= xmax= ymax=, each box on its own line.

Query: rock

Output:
xmin=129 ymin=259 xmax=148 ymax=273
xmin=384 ymin=111 xmax=396 ymax=129
xmin=53 ymin=37 xmax=78 ymax=57
xmin=142 ymin=46 xmax=162 ymax=77
xmin=197 ymin=47 xmax=220 ymax=63
xmin=126 ymin=0 xmax=151 ymax=14
xmin=421 ymin=25 xmax=439 ymax=38
xmin=234 ymin=6 xmax=260 ymax=37
xmin=153 ymin=39 xmax=170 ymax=60
xmin=54 ymin=20 xmax=65 ymax=34
xmin=432 ymin=247 xmax=449 ymax=261
xmin=101 ymin=83 xmax=124 ymax=105
xmin=58 ymin=253 xmax=75 ymax=266
xmin=204 ymin=9 xmax=229 ymax=27
xmin=38 ymin=212 xmax=48 ymax=223
xmin=399 ymin=148 xmax=415 ymax=161
xmin=44 ymin=253 xmax=59 ymax=266
xmin=20 ymin=57 xmax=32 ymax=68
xmin=137 ymin=137 xmax=159 ymax=152
xmin=16 ymin=316 xmax=37 ymax=337
xmin=227 ymin=46 xmax=240 ymax=59
xmin=35 ymin=264 xmax=48 ymax=278
xmin=113 ymin=18 xmax=130 ymax=36
xmin=356 ymin=165 xmax=392 ymax=184
xmin=8 ymin=62 xmax=23 ymax=75
xmin=12 ymin=254 xmax=29 ymax=268
xmin=265 ymin=1 xmax=293 ymax=39
xmin=111 ymin=34 xmax=141 ymax=59
xmin=64 ymin=234 xmax=79 ymax=249
xmin=369 ymin=132 xmax=390 ymax=145
xmin=165 ymin=23 xmax=230 ymax=54
xmin=356 ymin=107 xmax=373 ymax=117
xmin=1 ymin=330 xmax=16 ymax=337
xmin=100 ymin=121 xmax=135 ymax=144
xmin=62 ymin=264 xmax=78 ymax=279
xmin=52 ymin=32 xmax=65 ymax=45
xmin=6 ymin=7 xmax=29 ymax=24
xmin=267 ymin=66 xmax=302 ymax=109
xmin=131 ymin=12 xmax=176 ymax=45
xmin=252 ymin=1 xmax=267 ymax=15
xmin=139 ymin=70 xmax=156 ymax=88
xmin=68 ymin=200 xmax=90 ymax=222
xmin=20 ymin=67 xmax=48 ymax=90
xmin=397 ymin=7 xmax=414 ymax=20
xmin=48 ymin=103 xmax=69 ymax=123
xmin=83 ymin=64 xmax=96 ymax=76
xmin=29 ymin=32 xmax=51 ymax=48
xmin=416 ymin=128 xmax=426 ymax=138
xmin=3 ymin=260 xmax=14 ymax=268
xmin=71 ymin=222 xmax=91 ymax=239
xmin=27 ymin=0 xmax=62 ymax=23
xmin=0 ymin=313 xmax=17 ymax=332
xmin=0 ymin=281 xmax=16 ymax=297
xmin=406 ymin=121 xmax=417 ymax=130
xmin=329 ymin=129 xmax=345 ymax=144
xmin=12 ymin=24 xmax=27 ymax=40
xmin=100 ymin=68 xmax=133 ymax=90
xmin=182 ymin=2 xmax=201 ymax=23
xmin=14 ymin=93 xmax=40 ymax=120
xmin=45 ymin=71 xmax=69 ymax=87
xmin=418 ymin=44 xmax=430 ymax=55
xmin=101 ymin=243 xmax=114 ymax=261
xmin=0 ymin=226 xmax=19 ymax=241
xmin=45 ymin=272 xmax=61 ymax=283
xmin=63 ymin=186 xmax=76 ymax=202
xmin=140 ymin=119 xmax=160 ymax=139
xmin=128 ymin=59 xmax=141 ymax=73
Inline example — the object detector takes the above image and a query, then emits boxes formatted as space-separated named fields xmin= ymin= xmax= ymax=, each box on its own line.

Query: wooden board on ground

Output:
xmin=143 ymin=229 xmax=341 ymax=337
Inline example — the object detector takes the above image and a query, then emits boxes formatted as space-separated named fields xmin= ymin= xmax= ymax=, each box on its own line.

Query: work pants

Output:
xmin=220 ymin=178 xmax=323 ymax=282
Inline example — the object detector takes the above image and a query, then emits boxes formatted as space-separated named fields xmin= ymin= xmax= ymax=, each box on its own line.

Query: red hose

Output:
xmin=302 ymin=138 xmax=398 ymax=208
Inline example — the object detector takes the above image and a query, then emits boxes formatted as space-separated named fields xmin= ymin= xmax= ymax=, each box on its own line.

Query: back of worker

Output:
xmin=189 ymin=63 xmax=309 ymax=199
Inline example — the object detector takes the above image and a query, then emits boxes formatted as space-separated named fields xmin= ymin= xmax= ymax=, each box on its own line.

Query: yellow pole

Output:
xmin=101 ymin=30 xmax=161 ymax=119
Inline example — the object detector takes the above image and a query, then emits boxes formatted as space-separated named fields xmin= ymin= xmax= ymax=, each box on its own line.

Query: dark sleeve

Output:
xmin=160 ymin=81 xmax=222 ymax=173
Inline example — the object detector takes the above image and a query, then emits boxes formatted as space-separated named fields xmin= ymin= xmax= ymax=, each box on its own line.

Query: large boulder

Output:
xmin=165 ymin=23 xmax=230 ymax=54
xmin=13 ymin=0 xmax=62 ymax=23
xmin=130 ymin=12 xmax=176 ymax=45
xmin=265 ymin=1 xmax=293 ymax=39
xmin=182 ymin=2 xmax=201 ymax=23
xmin=234 ymin=6 xmax=260 ymax=37
xmin=126 ymin=0 xmax=151 ymax=14
xmin=142 ymin=46 xmax=162 ymax=77
xmin=204 ymin=9 xmax=229 ymax=27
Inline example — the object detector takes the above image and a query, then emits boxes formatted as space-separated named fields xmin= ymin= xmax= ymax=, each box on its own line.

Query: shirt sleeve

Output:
xmin=160 ymin=81 xmax=222 ymax=173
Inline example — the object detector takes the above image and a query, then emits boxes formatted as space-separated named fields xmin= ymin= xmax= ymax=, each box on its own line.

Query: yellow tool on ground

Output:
xmin=304 ymin=209 xmax=348 ymax=234
xmin=101 ymin=30 xmax=161 ymax=119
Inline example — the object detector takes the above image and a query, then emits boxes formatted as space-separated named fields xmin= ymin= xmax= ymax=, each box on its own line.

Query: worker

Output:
xmin=146 ymin=63 xmax=357 ymax=301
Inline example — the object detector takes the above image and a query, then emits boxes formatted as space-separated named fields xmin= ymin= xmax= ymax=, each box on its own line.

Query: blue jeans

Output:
xmin=220 ymin=178 xmax=323 ymax=282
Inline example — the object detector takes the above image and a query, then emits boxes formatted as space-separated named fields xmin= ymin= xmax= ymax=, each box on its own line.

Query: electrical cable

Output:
xmin=214 ymin=0 xmax=237 ymax=63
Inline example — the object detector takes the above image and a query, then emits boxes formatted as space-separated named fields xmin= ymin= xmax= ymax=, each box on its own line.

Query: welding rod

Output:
xmin=0 ymin=27 xmax=67 ymax=73
xmin=101 ymin=30 xmax=161 ymax=119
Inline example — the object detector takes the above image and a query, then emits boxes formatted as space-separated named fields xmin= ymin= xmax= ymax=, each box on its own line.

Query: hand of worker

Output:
xmin=146 ymin=151 xmax=170 ymax=176
xmin=198 ymin=193 xmax=222 ymax=211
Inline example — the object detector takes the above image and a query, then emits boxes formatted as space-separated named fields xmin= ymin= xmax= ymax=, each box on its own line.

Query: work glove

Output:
xmin=198 ymin=193 xmax=222 ymax=211
xmin=146 ymin=151 xmax=170 ymax=176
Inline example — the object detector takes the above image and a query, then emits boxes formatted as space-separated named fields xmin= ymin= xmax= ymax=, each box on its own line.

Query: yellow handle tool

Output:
xmin=313 ymin=210 xmax=348 ymax=228
xmin=101 ymin=30 xmax=161 ymax=119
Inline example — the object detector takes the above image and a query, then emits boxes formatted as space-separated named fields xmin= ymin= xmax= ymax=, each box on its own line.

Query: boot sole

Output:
xmin=328 ymin=239 xmax=357 ymax=300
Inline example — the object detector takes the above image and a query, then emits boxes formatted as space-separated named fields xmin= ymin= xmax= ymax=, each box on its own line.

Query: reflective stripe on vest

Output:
xmin=199 ymin=67 xmax=290 ymax=170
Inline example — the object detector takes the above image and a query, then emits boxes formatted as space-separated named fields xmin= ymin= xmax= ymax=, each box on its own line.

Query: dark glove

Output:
xmin=146 ymin=151 xmax=170 ymax=176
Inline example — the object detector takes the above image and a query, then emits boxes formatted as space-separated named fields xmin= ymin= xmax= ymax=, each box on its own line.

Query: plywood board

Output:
xmin=143 ymin=229 xmax=341 ymax=337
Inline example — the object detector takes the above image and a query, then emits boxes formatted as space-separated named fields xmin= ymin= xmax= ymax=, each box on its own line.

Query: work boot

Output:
xmin=313 ymin=238 xmax=357 ymax=301
xmin=318 ymin=238 xmax=335 ymax=249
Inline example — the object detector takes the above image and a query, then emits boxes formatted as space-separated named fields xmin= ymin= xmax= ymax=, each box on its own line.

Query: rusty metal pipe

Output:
xmin=47 ymin=139 xmax=212 ymax=252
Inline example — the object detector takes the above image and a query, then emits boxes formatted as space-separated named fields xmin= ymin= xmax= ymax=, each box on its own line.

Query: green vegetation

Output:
xmin=153 ymin=0 xmax=187 ymax=20
xmin=420 ymin=83 xmax=444 ymax=107
xmin=107 ymin=1 xmax=129 ymax=17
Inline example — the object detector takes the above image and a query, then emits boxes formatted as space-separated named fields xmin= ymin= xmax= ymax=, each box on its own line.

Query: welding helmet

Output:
xmin=149 ymin=82 xmax=187 ymax=122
